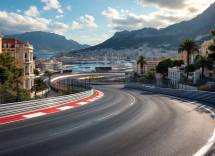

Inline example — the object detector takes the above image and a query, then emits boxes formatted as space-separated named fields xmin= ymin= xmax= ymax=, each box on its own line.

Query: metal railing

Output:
xmin=125 ymin=84 xmax=215 ymax=104
xmin=87 ymin=76 xmax=215 ymax=92
xmin=1 ymin=89 xmax=93 ymax=118
xmin=0 ymin=74 xmax=92 ymax=104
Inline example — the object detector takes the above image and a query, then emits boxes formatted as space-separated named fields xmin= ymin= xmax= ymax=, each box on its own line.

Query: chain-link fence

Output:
xmin=50 ymin=78 xmax=91 ymax=94
xmin=88 ymin=76 xmax=215 ymax=92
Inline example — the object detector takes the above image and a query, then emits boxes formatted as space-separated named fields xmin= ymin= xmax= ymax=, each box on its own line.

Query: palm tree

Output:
xmin=137 ymin=56 xmax=147 ymax=77
xmin=178 ymin=39 xmax=199 ymax=79
xmin=32 ymin=78 xmax=46 ymax=97
xmin=194 ymin=55 xmax=214 ymax=79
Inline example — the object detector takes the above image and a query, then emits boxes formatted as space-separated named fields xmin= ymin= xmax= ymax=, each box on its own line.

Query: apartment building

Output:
xmin=177 ymin=51 xmax=198 ymax=64
xmin=201 ymin=39 xmax=213 ymax=55
xmin=177 ymin=39 xmax=213 ymax=64
xmin=135 ymin=58 xmax=163 ymax=75
xmin=37 ymin=60 xmax=62 ymax=71
xmin=0 ymin=32 xmax=34 ymax=90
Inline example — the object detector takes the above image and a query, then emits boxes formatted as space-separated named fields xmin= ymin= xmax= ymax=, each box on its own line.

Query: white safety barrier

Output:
xmin=125 ymin=84 xmax=215 ymax=104
xmin=1 ymin=89 xmax=93 ymax=118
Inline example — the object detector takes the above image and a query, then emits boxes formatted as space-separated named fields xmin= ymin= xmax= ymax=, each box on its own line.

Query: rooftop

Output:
xmin=2 ymin=38 xmax=26 ymax=48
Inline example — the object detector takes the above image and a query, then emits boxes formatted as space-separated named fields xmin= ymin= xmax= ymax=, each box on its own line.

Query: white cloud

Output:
xmin=137 ymin=0 xmax=214 ymax=14
xmin=71 ymin=21 xmax=83 ymax=30
xmin=83 ymin=36 xmax=89 ymax=38
xmin=56 ymin=15 xmax=63 ymax=18
xmin=84 ymin=38 xmax=106 ymax=45
xmin=66 ymin=5 xmax=72 ymax=10
xmin=41 ymin=0 xmax=64 ymax=13
xmin=24 ymin=6 xmax=40 ymax=17
xmin=79 ymin=14 xmax=97 ymax=28
xmin=102 ymin=7 xmax=119 ymax=18
xmin=107 ymin=24 xmax=112 ymax=27
xmin=72 ymin=14 xmax=97 ymax=32
xmin=0 ymin=11 xmax=70 ymax=36
xmin=125 ymin=10 xmax=129 ymax=13
xmin=102 ymin=2 xmax=214 ymax=32
xmin=17 ymin=9 xmax=21 ymax=13
xmin=121 ymin=9 xmax=124 ymax=13
xmin=49 ymin=22 xmax=70 ymax=35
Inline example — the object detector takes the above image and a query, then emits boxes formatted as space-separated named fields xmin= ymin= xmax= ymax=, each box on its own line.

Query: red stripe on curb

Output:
xmin=0 ymin=90 xmax=103 ymax=125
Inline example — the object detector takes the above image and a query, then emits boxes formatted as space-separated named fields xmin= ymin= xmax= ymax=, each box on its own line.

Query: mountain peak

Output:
xmin=3 ymin=31 xmax=90 ymax=53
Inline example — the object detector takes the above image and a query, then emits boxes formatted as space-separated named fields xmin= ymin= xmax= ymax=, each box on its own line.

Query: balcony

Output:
xmin=25 ymin=59 xmax=33 ymax=63
xmin=15 ymin=44 xmax=33 ymax=49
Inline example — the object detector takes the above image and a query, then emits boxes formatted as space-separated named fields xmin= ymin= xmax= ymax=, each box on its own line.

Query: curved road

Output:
xmin=0 ymin=85 xmax=214 ymax=156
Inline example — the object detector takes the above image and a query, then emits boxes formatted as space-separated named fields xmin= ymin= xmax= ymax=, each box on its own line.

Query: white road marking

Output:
xmin=88 ymin=99 xmax=95 ymax=102
xmin=77 ymin=102 xmax=88 ymax=105
xmin=193 ymin=103 xmax=215 ymax=156
xmin=57 ymin=106 xmax=74 ymax=110
xmin=23 ymin=112 xmax=46 ymax=119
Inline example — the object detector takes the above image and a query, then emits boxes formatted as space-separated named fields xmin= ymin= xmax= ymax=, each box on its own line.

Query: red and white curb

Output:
xmin=0 ymin=90 xmax=104 ymax=125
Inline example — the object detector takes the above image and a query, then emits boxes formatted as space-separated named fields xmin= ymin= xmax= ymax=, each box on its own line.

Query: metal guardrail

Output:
xmin=125 ymin=84 xmax=215 ymax=104
xmin=1 ymin=89 xmax=93 ymax=118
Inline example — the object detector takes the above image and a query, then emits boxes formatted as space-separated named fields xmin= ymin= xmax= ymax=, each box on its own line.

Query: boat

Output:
xmin=80 ymin=66 xmax=91 ymax=68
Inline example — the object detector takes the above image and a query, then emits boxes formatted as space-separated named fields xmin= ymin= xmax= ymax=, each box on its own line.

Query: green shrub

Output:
xmin=198 ymin=85 xmax=212 ymax=91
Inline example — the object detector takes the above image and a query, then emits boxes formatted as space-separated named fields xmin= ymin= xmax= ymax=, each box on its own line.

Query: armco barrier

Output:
xmin=0 ymin=89 xmax=93 ymax=118
xmin=125 ymin=84 xmax=215 ymax=104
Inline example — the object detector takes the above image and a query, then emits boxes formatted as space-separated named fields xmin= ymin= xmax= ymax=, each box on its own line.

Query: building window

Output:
xmin=25 ymin=80 xmax=28 ymax=89
xmin=8 ymin=44 xmax=11 ymax=48
xmin=4 ymin=44 xmax=7 ymax=48
xmin=206 ymin=48 xmax=208 ymax=54
xmin=25 ymin=66 xmax=28 ymax=74
xmin=25 ymin=53 xmax=28 ymax=59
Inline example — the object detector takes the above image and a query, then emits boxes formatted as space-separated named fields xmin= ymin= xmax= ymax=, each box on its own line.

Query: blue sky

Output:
xmin=0 ymin=0 xmax=214 ymax=45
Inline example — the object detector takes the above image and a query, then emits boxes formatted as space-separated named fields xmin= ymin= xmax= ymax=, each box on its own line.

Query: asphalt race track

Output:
xmin=0 ymin=84 xmax=214 ymax=156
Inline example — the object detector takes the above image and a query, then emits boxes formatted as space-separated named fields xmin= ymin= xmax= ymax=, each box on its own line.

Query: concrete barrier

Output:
xmin=125 ymin=84 xmax=215 ymax=104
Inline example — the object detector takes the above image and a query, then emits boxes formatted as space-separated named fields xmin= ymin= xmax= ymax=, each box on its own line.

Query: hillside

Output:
xmin=3 ymin=31 xmax=90 ymax=53
xmin=82 ymin=2 xmax=215 ymax=51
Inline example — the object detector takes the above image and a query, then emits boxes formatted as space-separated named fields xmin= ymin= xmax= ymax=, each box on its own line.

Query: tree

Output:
xmin=150 ymin=68 xmax=156 ymax=72
xmin=0 ymin=53 xmax=24 ymax=86
xmin=208 ymin=28 xmax=215 ymax=52
xmin=0 ymin=66 xmax=12 ymax=85
xmin=208 ymin=52 xmax=215 ymax=61
xmin=156 ymin=58 xmax=184 ymax=79
xmin=178 ymin=39 xmax=199 ymax=79
xmin=45 ymin=70 xmax=51 ymax=74
xmin=0 ymin=53 xmax=31 ymax=103
xmin=137 ymin=56 xmax=147 ymax=77
xmin=185 ymin=64 xmax=195 ymax=73
xmin=32 ymin=78 xmax=46 ymax=97
xmin=0 ymin=53 xmax=15 ymax=67
xmin=33 ymin=56 xmax=37 ymax=60
xmin=172 ymin=59 xmax=184 ymax=66
xmin=193 ymin=55 xmax=214 ymax=79
xmin=145 ymin=71 xmax=156 ymax=79
xmin=34 ymin=69 xmax=39 ymax=76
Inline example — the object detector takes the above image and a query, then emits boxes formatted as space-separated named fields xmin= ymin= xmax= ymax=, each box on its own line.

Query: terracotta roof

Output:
xmin=2 ymin=38 xmax=26 ymax=48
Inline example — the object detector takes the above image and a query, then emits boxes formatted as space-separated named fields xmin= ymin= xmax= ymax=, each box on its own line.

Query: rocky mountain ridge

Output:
xmin=4 ymin=31 xmax=90 ymax=53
